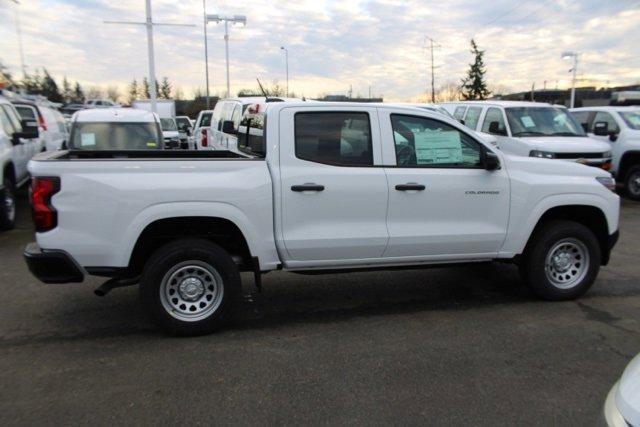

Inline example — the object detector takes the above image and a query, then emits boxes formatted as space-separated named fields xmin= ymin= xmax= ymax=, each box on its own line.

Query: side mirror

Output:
xmin=488 ymin=121 xmax=505 ymax=136
xmin=459 ymin=119 xmax=465 ymax=126
xmin=609 ymin=133 xmax=618 ymax=142
xmin=221 ymin=120 xmax=236 ymax=134
xmin=483 ymin=150 xmax=500 ymax=171
xmin=593 ymin=121 xmax=609 ymax=136
xmin=11 ymin=130 xmax=38 ymax=145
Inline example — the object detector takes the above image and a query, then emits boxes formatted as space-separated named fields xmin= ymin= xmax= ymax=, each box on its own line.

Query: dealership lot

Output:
xmin=0 ymin=190 xmax=638 ymax=425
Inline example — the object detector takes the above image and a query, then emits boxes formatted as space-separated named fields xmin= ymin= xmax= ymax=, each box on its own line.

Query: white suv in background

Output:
xmin=0 ymin=96 xmax=40 ymax=230
xmin=85 ymin=99 xmax=121 ymax=109
xmin=571 ymin=107 xmax=640 ymax=199
xmin=443 ymin=101 xmax=612 ymax=170
xmin=13 ymin=101 xmax=69 ymax=151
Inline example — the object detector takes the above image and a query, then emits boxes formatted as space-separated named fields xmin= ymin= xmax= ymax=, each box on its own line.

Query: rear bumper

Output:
xmin=23 ymin=243 xmax=84 ymax=284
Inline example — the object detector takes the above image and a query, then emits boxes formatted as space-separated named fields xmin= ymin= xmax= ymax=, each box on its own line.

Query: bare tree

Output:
xmin=85 ymin=86 xmax=104 ymax=100
xmin=435 ymin=81 xmax=462 ymax=102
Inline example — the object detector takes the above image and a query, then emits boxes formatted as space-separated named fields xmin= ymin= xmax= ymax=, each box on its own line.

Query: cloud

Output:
xmin=0 ymin=0 xmax=638 ymax=101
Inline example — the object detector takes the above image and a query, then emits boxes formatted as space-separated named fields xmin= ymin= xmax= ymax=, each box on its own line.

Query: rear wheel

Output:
xmin=140 ymin=238 xmax=241 ymax=336
xmin=520 ymin=220 xmax=601 ymax=300
xmin=0 ymin=177 xmax=16 ymax=231
xmin=624 ymin=165 xmax=640 ymax=200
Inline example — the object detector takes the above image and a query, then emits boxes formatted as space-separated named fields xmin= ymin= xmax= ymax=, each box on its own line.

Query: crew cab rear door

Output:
xmin=278 ymin=106 xmax=389 ymax=264
xmin=379 ymin=109 xmax=510 ymax=259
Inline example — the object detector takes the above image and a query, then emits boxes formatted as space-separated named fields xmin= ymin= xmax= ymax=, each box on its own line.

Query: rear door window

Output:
xmin=199 ymin=112 xmax=212 ymax=127
xmin=453 ymin=106 xmax=467 ymax=120
xmin=294 ymin=112 xmax=373 ymax=166
xmin=481 ymin=108 xmax=507 ymax=136
xmin=464 ymin=107 xmax=482 ymax=130
xmin=15 ymin=105 xmax=36 ymax=120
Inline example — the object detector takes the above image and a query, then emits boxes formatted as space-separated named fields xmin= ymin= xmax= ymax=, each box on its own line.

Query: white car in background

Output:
xmin=570 ymin=107 xmax=640 ymax=199
xmin=68 ymin=108 xmax=162 ymax=150
xmin=84 ymin=99 xmax=121 ymax=108
xmin=13 ymin=101 xmax=69 ymax=151
xmin=443 ymin=101 xmax=612 ymax=170
xmin=604 ymin=353 xmax=640 ymax=426
xmin=0 ymin=95 xmax=39 ymax=230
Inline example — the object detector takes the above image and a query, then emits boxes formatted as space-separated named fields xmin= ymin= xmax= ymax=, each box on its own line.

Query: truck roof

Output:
xmin=73 ymin=107 xmax=158 ymax=123
xmin=571 ymin=106 xmax=640 ymax=112
xmin=442 ymin=100 xmax=557 ymax=108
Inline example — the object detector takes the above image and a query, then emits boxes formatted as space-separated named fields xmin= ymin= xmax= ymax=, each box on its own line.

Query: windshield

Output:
xmin=505 ymin=107 xmax=586 ymax=137
xmin=71 ymin=122 xmax=161 ymax=150
xmin=200 ymin=112 xmax=212 ymax=127
xmin=160 ymin=118 xmax=177 ymax=131
xmin=620 ymin=111 xmax=640 ymax=130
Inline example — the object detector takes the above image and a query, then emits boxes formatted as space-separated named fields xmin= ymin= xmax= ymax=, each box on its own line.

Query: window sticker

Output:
xmin=80 ymin=133 xmax=96 ymax=147
xmin=414 ymin=130 xmax=463 ymax=164
xmin=146 ymin=141 xmax=157 ymax=147
xmin=520 ymin=116 xmax=535 ymax=128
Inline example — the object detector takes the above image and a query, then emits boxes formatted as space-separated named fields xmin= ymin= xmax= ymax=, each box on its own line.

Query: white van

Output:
xmin=570 ymin=107 xmax=640 ymax=199
xmin=13 ymin=101 xmax=69 ymax=151
xmin=443 ymin=101 xmax=612 ymax=169
xmin=0 ymin=96 xmax=40 ymax=230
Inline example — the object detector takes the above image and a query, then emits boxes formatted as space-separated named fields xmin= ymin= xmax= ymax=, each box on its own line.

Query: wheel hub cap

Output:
xmin=178 ymin=277 xmax=204 ymax=301
xmin=545 ymin=238 xmax=590 ymax=289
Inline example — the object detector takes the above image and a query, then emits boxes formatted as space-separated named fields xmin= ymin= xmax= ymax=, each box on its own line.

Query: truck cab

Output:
xmin=570 ymin=107 xmax=640 ymax=199
xmin=443 ymin=101 xmax=612 ymax=170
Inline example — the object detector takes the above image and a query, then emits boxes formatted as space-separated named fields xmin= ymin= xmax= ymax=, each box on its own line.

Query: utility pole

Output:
xmin=104 ymin=0 xmax=195 ymax=114
xmin=6 ymin=0 xmax=26 ymax=76
xmin=280 ymin=46 xmax=289 ymax=97
xmin=426 ymin=37 xmax=441 ymax=103
xmin=561 ymin=51 xmax=579 ymax=108
xmin=206 ymin=15 xmax=247 ymax=98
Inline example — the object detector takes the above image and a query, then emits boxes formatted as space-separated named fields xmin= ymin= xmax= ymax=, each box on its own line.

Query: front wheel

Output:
xmin=140 ymin=239 xmax=241 ymax=336
xmin=0 ymin=178 xmax=16 ymax=231
xmin=520 ymin=220 xmax=601 ymax=301
xmin=624 ymin=165 xmax=640 ymax=200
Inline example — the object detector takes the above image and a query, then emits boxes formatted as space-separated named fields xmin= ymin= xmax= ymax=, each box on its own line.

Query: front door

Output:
xmin=379 ymin=111 xmax=510 ymax=259
xmin=278 ymin=107 xmax=389 ymax=264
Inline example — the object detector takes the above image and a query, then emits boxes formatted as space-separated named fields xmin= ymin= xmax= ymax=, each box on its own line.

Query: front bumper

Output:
xmin=603 ymin=382 xmax=628 ymax=427
xmin=23 ymin=243 xmax=84 ymax=284
xmin=603 ymin=230 xmax=620 ymax=266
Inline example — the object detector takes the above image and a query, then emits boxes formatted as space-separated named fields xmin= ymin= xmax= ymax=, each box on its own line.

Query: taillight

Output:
xmin=200 ymin=129 xmax=208 ymax=147
xmin=37 ymin=114 xmax=47 ymax=131
xmin=31 ymin=177 xmax=60 ymax=232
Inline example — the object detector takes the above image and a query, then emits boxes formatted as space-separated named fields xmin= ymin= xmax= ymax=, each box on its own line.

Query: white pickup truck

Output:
xmin=24 ymin=102 xmax=620 ymax=335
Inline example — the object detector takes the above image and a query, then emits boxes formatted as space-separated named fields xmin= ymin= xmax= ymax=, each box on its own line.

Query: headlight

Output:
xmin=529 ymin=150 xmax=556 ymax=159
xmin=596 ymin=176 xmax=617 ymax=192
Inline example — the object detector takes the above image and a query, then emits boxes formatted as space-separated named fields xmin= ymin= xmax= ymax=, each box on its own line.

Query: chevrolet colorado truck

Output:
xmin=24 ymin=102 xmax=620 ymax=335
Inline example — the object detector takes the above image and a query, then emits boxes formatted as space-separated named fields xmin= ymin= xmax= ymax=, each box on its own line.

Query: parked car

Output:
xmin=23 ymin=102 xmax=620 ymax=335
xmin=60 ymin=104 xmax=85 ymax=118
xmin=442 ymin=101 xmax=612 ymax=169
xmin=175 ymin=115 xmax=193 ymax=147
xmin=67 ymin=108 xmax=162 ymax=150
xmin=131 ymin=100 xmax=182 ymax=148
xmin=570 ymin=107 xmax=640 ymax=199
xmin=13 ymin=101 xmax=69 ymax=151
xmin=0 ymin=95 xmax=39 ymax=230
xmin=84 ymin=99 xmax=121 ymax=108
xmin=603 ymin=353 xmax=640 ymax=426
xmin=205 ymin=97 xmax=298 ymax=151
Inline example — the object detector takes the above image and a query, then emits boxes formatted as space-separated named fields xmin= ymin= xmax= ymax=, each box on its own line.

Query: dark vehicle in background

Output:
xmin=60 ymin=104 xmax=85 ymax=118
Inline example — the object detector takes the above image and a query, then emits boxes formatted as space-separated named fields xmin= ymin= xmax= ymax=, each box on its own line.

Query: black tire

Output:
xmin=0 ymin=177 xmax=16 ymax=231
xmin=140 ymin=238 xmax=241 ymax=336
xmin=623 ymin=165 xmax=640 ymax=200
xmin=519 ymin=220 xmax=601 ymax=301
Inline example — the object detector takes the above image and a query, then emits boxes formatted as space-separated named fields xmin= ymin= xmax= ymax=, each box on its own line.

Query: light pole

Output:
xmin=5 ymin=0 xmax=26 ymax=77
xmin=206 ymin=14 xmax=247 ymax=98
xmin=561 ymin=51 xmax=579 ymax=108
xmin=203 ymin=0 xmax=211 ymax=108
xmin=104 ymin=0 xmax=194 ymax=113
xmin=280 ymin=46 xmax=289 ymax=97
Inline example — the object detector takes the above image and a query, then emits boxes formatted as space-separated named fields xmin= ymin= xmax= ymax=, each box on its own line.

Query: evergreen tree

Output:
xmin=41 ymin=68 xmax=63 ymax=103
xmin=160 ymin=77 xmax=172 ymax=99
xmin=72 ymin=81 xmax=85 ymax=104
xmin=61 ymin=76 xmax=73 ymax=104
xmin=128 ymin=78 xmax=139 ymax=104
xmin=142 ymin=77 xmax=150 ymax=99
xmin=460 ymin=39 xmax=490 ymax=100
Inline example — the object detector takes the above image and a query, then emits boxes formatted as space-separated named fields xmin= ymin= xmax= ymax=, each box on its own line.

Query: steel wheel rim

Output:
xmin=160 ymin=260 xmax=224 ymax=322
xmin=545 ymin=238 xmax=589 ymax=289
xmin=629 ymin=171 xmax=640 ymax=196
xmin=4 ymin=187 xmax=15 ymax=223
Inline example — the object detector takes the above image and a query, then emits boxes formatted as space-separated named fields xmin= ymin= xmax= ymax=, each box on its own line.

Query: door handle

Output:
xmin=291 ymin=184 xmax=325 ymax=192
xmin=395 ymin=183 xmax=425 ymax=191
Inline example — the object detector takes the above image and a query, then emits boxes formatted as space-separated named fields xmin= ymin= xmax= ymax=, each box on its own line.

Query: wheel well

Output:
xmin=3 ymin=162 xmax=15 ymax=187
xmin=527 ymin=205 xmax=611 ymax=264
xmin=128 ymin=217 xmax=252 ymax=276
xmin=618 ymin=151 xmax=640 ymax=181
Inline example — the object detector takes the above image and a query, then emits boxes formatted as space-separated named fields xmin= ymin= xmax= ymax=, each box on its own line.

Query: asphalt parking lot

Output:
xmin=0 ymin=190 xmax=638 ymax=426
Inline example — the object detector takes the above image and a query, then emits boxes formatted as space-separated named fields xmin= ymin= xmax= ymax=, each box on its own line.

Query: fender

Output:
xmin=119 ymin=201 xmax=280 ymax=270
xmin=499 ymin=193 xmax=617 ymax=257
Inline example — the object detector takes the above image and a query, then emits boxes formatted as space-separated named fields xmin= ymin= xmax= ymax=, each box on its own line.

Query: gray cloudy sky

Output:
xmin=1 ymin=0 xmax=638 ymax=101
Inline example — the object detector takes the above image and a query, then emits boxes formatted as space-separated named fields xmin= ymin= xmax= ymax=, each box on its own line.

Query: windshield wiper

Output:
xmin=512 ymin=131 xmax=546 ymax=136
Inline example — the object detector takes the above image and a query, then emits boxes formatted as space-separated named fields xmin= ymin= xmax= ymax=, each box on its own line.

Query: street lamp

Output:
xmin=280 ymin=46 xmax=289 ymax=97
xmin=4 ymin=0 xmax=26 ymax=77
xmin=561 ymin=51 xmax=579 ymax=108
xmin=206 ymin=14 xmax=247 ymax=98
